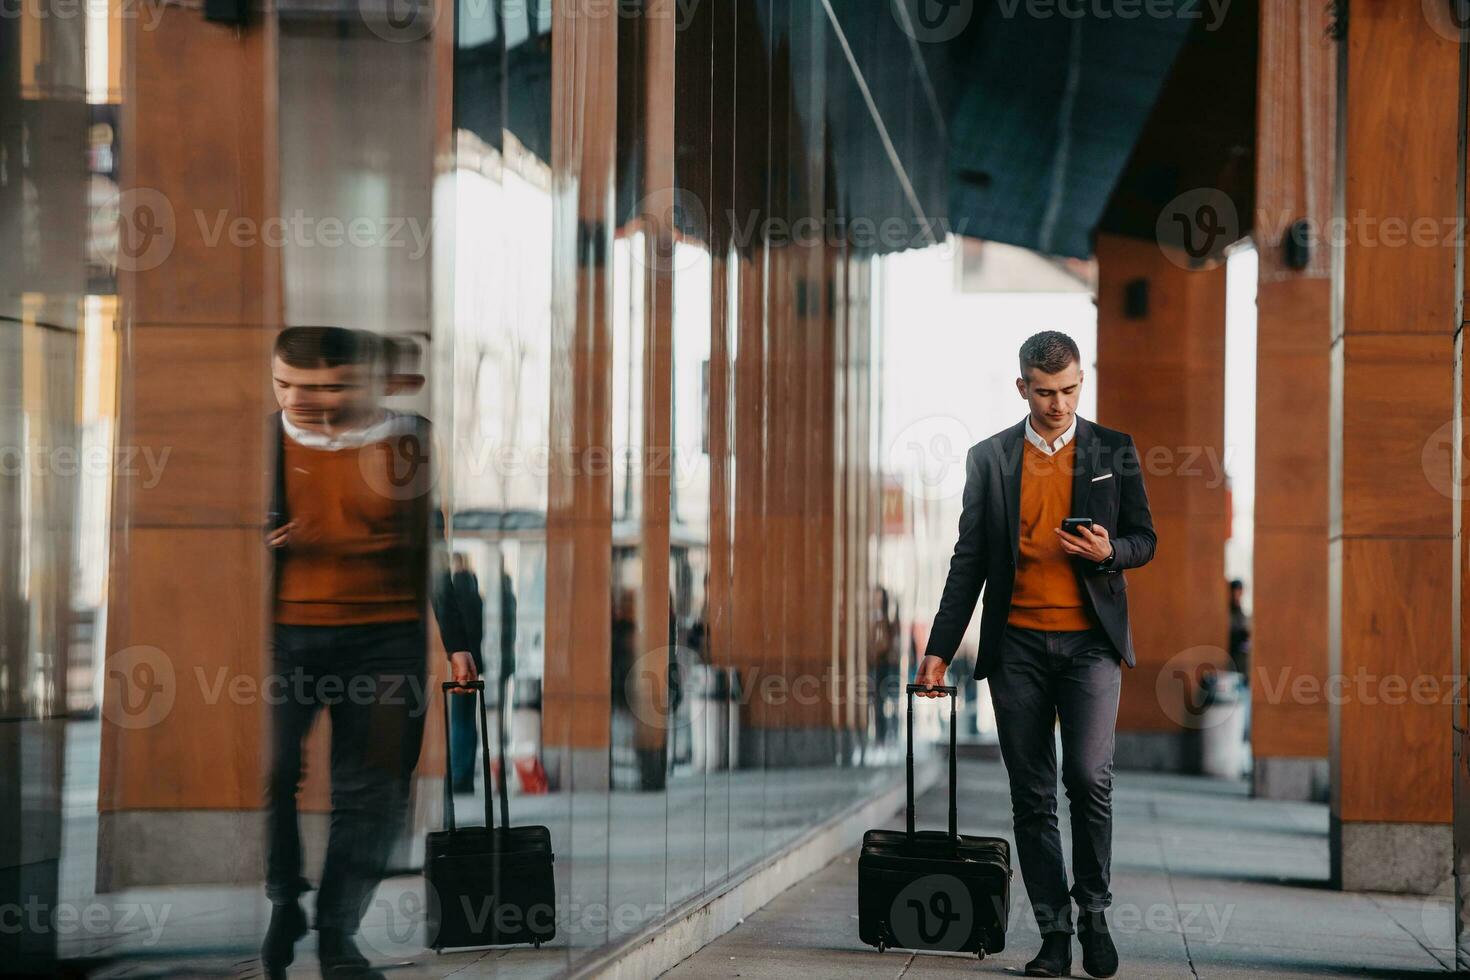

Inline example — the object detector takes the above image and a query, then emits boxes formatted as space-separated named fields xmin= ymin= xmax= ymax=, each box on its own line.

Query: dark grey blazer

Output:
xmin=923 ymin=416 xmax=1157 ymax=680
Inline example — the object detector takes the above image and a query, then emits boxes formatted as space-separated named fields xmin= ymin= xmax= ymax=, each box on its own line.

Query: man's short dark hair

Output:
xmin=274 ymin=326 xmax=369 ymax=369
xmin=1019 ymin=331 xmax=1081 ymax=378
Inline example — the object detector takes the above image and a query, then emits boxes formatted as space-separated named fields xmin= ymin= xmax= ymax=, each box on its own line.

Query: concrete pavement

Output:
xmin=661 ymin=759 xmax=1455 ymax=979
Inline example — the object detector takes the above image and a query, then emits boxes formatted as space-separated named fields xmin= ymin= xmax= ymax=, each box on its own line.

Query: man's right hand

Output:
xmin=266 ymin=521 xmax=295 ymax=549
xmin=914 ymin=655 xmax=949 ymax=697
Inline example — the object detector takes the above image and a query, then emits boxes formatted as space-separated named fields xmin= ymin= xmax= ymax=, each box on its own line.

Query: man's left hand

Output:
xmin=448 ymin=652 xmax=479 ymax=692
xmin=1056 ymin=522 xmax=1113 ymax=564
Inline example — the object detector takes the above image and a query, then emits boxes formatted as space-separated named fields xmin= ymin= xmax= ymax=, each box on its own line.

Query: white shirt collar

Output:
xmin=1023 ymin=415 xmax=1077 ymax=456
xmin=281 ymin=410 xmax=411 ymax=450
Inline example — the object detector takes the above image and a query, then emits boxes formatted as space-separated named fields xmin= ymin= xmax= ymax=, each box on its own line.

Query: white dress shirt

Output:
xmin=1021 ymin=414 xmax=1117 ymax=568
xmin=280 ymin=409 xmax=413 ymax=450
xmin=1023 ymin=415 xmax=1077 ymax=456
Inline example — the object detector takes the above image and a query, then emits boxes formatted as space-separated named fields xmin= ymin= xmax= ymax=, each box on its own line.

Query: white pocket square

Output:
xmin=1091 ymin=472 xmax=1114 ymax=483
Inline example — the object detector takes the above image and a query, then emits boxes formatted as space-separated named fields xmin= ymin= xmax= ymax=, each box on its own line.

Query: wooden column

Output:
xmin=1249 ymin=0 xmax=1335 ymax=801
xmin=634 ymin=0 xmax=676 ymax=767
xmin=726 ymin=0 xmax=774 ymax=764
xmin=1095 ymin=232 xmax=1230 ymax=770
xmin=544 ymin=0 xmax=616 ymax=789
xmin=1329 ymin=0 xmax=1457 ymax=893
xmin=100 ymin=7 xmax=454 ymax=889
xmin=97 ymin=7 xmax=281 ymax=889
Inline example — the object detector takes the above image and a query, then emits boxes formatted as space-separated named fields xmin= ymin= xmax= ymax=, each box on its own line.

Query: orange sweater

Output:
xmin=274 ymin=437 xmax=424 ymax=626
xmin=1007 ymin=440 xmax=1096 ymax=632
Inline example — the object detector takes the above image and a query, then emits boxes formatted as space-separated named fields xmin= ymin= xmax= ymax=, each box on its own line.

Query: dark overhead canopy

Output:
xmin=454 ymin=0 xmax=553 ymax=164
xmin=1098 ymin=0 xmax=1258 ymax=261
xmin=943 ymin=6 xmax=1196 ymax=259
xmin=449 ymin=0 xmax=1254 ymax=263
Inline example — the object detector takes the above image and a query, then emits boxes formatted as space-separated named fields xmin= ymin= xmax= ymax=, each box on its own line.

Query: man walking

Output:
xmin=914 ymin=331 xmax=1156 ymax=978
xmin=438 ymin=553 xmax=485 ymax=794
xmin=261 ymin=327 xmax=477 ymax=979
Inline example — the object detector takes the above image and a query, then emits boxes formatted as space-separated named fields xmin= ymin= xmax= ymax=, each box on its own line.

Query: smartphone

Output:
xmin=1061 ymin=517 xmax=1094 ymax=536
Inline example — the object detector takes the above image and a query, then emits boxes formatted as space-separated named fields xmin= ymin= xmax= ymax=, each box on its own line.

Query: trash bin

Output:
xmin=687 ymin=665 xmax=728 ymax=772
xmin=686 ymin=665 xmax=742 ymax=772
xmin=1196 ymin=669 xmax=1247 ymax=778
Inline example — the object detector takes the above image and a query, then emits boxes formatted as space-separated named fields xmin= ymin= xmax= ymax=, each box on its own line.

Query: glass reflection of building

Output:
xmin=3 ymin=0 xmax=937 ymax=973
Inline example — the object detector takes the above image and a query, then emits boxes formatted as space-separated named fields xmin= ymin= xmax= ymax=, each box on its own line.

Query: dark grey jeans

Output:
xmin=266 ymin=621 xmax=428 ymax=932
xmin=989 ymin=624 xmax=1121 ymax=935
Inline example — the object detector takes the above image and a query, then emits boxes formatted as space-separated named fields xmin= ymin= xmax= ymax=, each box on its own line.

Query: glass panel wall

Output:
xmin=6 ymin=0 xmax=948 ymax=973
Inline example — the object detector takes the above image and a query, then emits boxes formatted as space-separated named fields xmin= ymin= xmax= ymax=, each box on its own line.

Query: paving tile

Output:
xmin=660 ymin=760 xmax=1452 ymax=979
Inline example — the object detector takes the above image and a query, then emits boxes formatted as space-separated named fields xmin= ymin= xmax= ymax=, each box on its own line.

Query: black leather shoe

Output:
xmin=1024 ymin=930 xmax=1073 ymax=977
xmin=318 ymin=927 xmax=383 ymax=979
xmin=1077 ymin=911 xmax=1118 ymax=978
xmin=260 ymin=901 xmax=307 ymax=980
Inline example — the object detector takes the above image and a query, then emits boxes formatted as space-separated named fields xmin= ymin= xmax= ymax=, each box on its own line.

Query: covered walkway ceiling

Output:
xmin=454 ymin=0 xmax=1257 ymax=262
xmin=932 ymin=1 xmax=1257 ymax=260
xmin=837 ymin=0 xmax=1258 ymax=260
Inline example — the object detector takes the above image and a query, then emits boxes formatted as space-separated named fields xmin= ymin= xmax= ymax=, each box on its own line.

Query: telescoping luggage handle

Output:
xmin=440 ymin=679 xmax=511 ymax=834
xmin=904 ymin=683 xmax=958 ymax=841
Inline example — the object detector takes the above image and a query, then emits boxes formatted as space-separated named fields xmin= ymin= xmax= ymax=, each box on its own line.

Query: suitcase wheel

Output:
xmin=877 ymin=941 xmax=885 ymax=953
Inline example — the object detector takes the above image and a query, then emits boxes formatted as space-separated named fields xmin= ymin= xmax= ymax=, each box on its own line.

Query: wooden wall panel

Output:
xmin=122 ymin=13 xmax=278 ymax=328
xmin=100 ymin=528 xmax=266 ymax=810
xmin=630 ymin=1 xmax=675 ymax=756
xmin=1256 ymin=0 xmax=1334 ymax=284
xmin=543 ymin=0 xmax=617 ymax=758
xmin=1330 ymin=0 xmax=1458 ymax=837
xmin=1336 ymin=536 xmax=1453 ymax=823
xmin=1096 ymin=233 xmax=1230 ymax=734
xmin=100 ymin=6 xmax=282 ymax=827
xmin=1251 ymin=278 xmax=1331 ymax=763
xmin=120 ymin=326 xmax=271 ymax=527
xmin=1250 ymin=0 xmax=1336 ymax=775
xmin=102 ymin=0 xmax=456 ymax=876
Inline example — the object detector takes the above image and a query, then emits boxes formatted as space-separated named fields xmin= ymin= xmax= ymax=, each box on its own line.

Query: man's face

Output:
xmin=272 ymin=356 xmax=372 ymax=431
xmin=1016 ymin=360 xmax=1082 ymax=435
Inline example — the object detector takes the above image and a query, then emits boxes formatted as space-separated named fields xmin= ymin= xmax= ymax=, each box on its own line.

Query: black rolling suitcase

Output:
xmin=424 ymin=680 xmax=556 ymax=950
xmin=858 ymin=683 xmax=1011 ymax=959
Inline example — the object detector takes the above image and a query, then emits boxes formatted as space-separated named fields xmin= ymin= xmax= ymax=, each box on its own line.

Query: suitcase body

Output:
xmin=858 ymin=684 xmax=1011 ymax=957
xmin=424 ymin=681 xmax=556 ymax=951
xmin=424 ymin=825 xmax=555 ymax=948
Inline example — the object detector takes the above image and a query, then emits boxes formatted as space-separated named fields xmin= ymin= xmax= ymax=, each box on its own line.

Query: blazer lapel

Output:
xmin=1070 ymin=416 xmax=1094 ymax=519
xmin=999 ymin=420 xmax=1025 ymax=562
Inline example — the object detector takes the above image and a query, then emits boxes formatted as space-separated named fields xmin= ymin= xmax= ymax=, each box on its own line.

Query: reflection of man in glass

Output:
xmin=1227 ymin=579 xmax=1250 ymax=679
xmin=437 ymin=553 xmax=485 ymax=793
xmin=870 ymin=585 xmax=901 ymax=743
xmin=261 ymin=327 xmax=477 ymax=979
